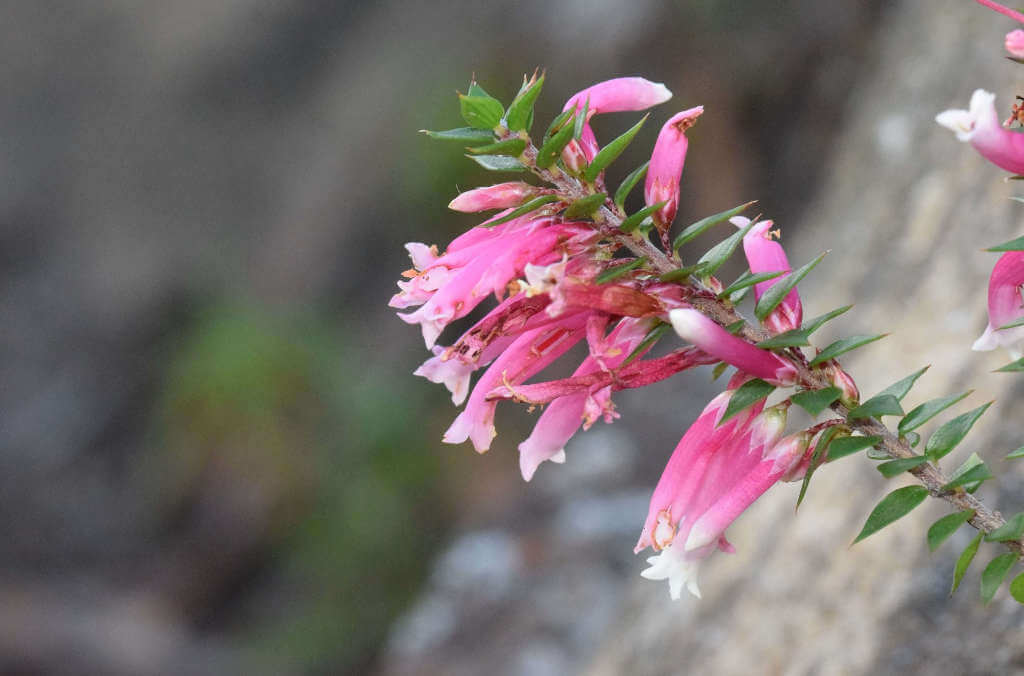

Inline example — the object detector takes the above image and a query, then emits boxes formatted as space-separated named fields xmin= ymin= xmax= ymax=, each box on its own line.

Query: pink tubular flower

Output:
xmin=562 ymin=77 xmax=673 ymax=161
xmin=668 ymin=308 xmax=797 ymax=385
xmin=645 ymin=106 xmax=704 ymax=228
xmin=448 ymin=182 xmax=537 ymax=212
xmin=734 ymin=217 xmax=803 ymax=334
xmin=972 ymin=251 xmax=1024 ymax=359
xmin=936 ymin=89 xmax=1024 ymax=175
xmin=1007 ymin=29 xmax=1024 ymax=58
xmin=977 ymin=0 xmax=1024 ymax=24
xmin=636 ymin=393 xmax=795 ymax=599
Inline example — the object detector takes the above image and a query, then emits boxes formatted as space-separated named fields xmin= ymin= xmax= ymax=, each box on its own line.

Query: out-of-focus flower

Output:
xmin=734 ymin=216 xmax=803 ymax=334
xmin=936 ymin=89 xmax=1024 ymax=175
xmin=1007 ymin=29 xmax=1024 ymax=58
xmin=973 ymin=251 xmax=1024 ymax=359
xmin=977 ymin=0 xmax=1024 ymax=24
xmin=645 ymin=106 xmax=704 ymax=229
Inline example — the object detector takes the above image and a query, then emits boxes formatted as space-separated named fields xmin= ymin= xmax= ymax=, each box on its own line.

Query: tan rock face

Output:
xmin=589 ymin=2 xmax=1024 ymax=674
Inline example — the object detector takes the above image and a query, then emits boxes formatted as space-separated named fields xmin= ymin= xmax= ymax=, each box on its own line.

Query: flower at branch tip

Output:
xmin=936 ymin=89 xmax=1024 ymax=175
xmin=733 ymin=216 xmax=802 ymax=334
xmin=1007 ymin=29 xmax=1024 ymax=58
xmin=972 ymin=251 xmax=1024 ymax=359
xmin=562 ymin=77 xmax=673 ymax=160
xmin=448 ymin=182 xmax=538 ymax=212
xmin=668 ymin=308 xmax=797 ymax=385
xmin=645 ymin=106 xmax=704 ymax=229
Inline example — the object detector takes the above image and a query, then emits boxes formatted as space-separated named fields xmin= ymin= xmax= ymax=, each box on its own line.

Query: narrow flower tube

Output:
xmin=972 ymin=251 xmax=1024 ymax=359
xmin=734 ymin=217 xmax=803 ymax=334
xmin=645 ymin=106 xmax=704 ymax=228
xmin=936 ymin=89 xmax=1024 ymax=175
xmin=448 ymin=182 xmax=538 ymax=212
xmin=977 ymin=0 xmax=1024 ymax=24
xmin=562 ymin=77 xmax=673 ymax=160
xmin=669 ymin=308 xmax=797 ymax=384
xmin=1007 ymin=29 xmax=1024 ymax=58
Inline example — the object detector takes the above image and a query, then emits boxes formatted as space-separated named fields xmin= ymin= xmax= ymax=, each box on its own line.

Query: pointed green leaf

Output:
xmin=696 ymin=219 xmax=757 ymax=277
xmin=985 ymin=513 xmax=1024 ymax=542
xmin=596 ymin=257 xmax=647 ymax=284
xmin=898 ymin=390 xmax=972 ymax=435
xmin=536 ymin=112 xmax=577 ymax=169
xmin=797 ymin=426 xmax=841 ymax=510
xmin=924 ymin=402 xmax=992 ymax=460
xmin=760 ymin=306 xmax=856 ymax=349
xmin=928 ymin=510 xmax=975 ymax=552
xmin=998 ymin=316 xmax=1024 ymax=330
xmin=672 ymin=201 xmax=756 ymax=252
xmin=808 ymin=334 xmax=887 ymax=367
xmin=826 ymin=435 xmax=882 ymax=461
xmin=621 ymin=322 xmax=669 ymax=368
xmin=986 ymin=234 xmax=1024 ymax=251
xmin=421 ymin=127 xmax=495 ymax=143
xmin=1006 ymin=446 xmax=1024 ymax=460
xmin=847 ymin=394 xmax=903 ymax=420
xmin=722 ymin=270 xmax=785 ymax=298
xmin=943 ymin=454 xmax=993 ymax=491
xmin=573 ymin=97 xmax=589 ymax=139
xmin=484 ymin=195 xmax=560 ymax=227
xmin=719 ymin=379 xmax=775 ymax=425
xmin=543 ymin=109 xmax=574 ymax=141
xmin=952 ymin=533 xmax=983 ymax=594
xmin=658 ymin=263 xmax=705 ymax=283
xmin=801 ymin=305 xmax=855 ymax=336
xmin=460 ymin=93 xmax=505 ymax=129
xmin=614 ymin=161 xmax=649 ymax=208
xmin=505 ymin=73 xmax=544 ymax=132
xmin=1010 ymin=572 xmax=1024 ymax=604
xmin=468 ymin=154 xmax=527 ymax=172
xmin=905 ymin=431 xmax=921 ymax=448
xmin=981 ymin=553 xmax=1018 ymax=604
xmin=583 ymin=115 xmax=648 ymax=183
xmin=711 ymin=361 xmax=730 ymax=380
xmin=620 ymin=201 xmax=666 ymax=233
xmin=467 ymin=80 xmax=491 ymax=98
xmin=852 ymin=485 xmax=929 ymax=544
xmin=876 ymin=456 xmax=928 ymax=478
xmin=724 ymin=320 xmax=746 ymax=335
xmin=564 ymin=192 xmax=607 ymax=219
xmin=466 ymin=138 xmax=527 ymax=156
xmin=790 ymin=387 xmax=841 ymax=417
xmin=995 ymin=357 xmax=1024 ymax=372
xmin=876 ymin=365 xmax=930 ymax=402
xmin=754 ymin=251 xmax=827 ymax=321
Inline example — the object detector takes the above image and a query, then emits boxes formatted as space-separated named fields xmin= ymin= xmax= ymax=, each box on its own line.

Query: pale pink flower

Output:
xmin=733 ymin=216 xmax=803 ymax=334
xmin=1007 ymin=29 xmax=1024 ymax=58
xmin=936 ymin=89 xmax=1024 ymax=175
xmin=668 ymin=308 xmax=797 ymax=384
xmin=972 ymin=251 xmax=1024 ymax=359
xmin=448 ymin=182 xmax=537 ymax=212
xmin=645 ymin=106 xmax=704 ymax=228
xmin=562 ymin=77 xmax=673 ymax=161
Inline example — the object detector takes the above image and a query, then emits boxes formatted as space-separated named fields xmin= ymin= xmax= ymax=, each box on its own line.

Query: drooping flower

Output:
xmin=448 ymin=182 xmax=538 ymax=212
xmin=1007 ymin=29 xmax=1024 ymax=58
xmin=972 ymin=251 xmax=1024 ymax=359
xmin=645 ymin=106 xmax=704 ymax=229
xmin=936 ymin=89 xmax=1024 ymax=175
xmin=562 ymin=77 xmax=673 ymax=162
xmin=668 ymin=308 xmax=797 ymax=384
xmin=734 ymin=216 xmax=803 ymax=334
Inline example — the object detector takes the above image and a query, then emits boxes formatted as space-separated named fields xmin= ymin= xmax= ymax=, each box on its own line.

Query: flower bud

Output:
xmin=645 ymin=106 xmax=703 ymax=228
xmin=1007 ymin=29 xmax=1024 ymax=58
xmin=828 ymin=362 xmax=860 ymax=408
xmin=448 ymin=182 xmax=536 ymax=212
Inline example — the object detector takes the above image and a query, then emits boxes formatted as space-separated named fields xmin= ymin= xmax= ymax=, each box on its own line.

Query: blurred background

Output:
xmin=5 ymin=1 xmax=1024 ymax=674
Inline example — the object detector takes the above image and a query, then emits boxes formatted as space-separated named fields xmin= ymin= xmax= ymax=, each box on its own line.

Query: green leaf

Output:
xmin=536 ymin=112 xmax=577 ymax=169
xmin=596 ymin=257 xmax=647 ymax=284
xmin=722 ymin=270 xmax=785 ymax=298
xmin=573 ymin=97 xmax=589 ymax=140
xmin=583 ymin=115 xmax=648 ymax=183
xmin=468 ymin=154 xmax=527 ymax=172
xmin=986 ymin=234 xmax=1024 ymax=251
xmin=614 ymin=161 xmax=649 ymax=208
xmin=800 ymin=305 xmax=855 ymax=336
xmin=754 ymin=251 xmax=828 ymax=321
xmin=421 ymin=127 xmax=495 ymax=144
xmin=927 ymin=510 xmax=975 ymax=553
xmin=852 ymin=485 xmax=929 ymax=544
xmin=505 ymin=73 xmax=544 ymax=132
xmin=942 ymin=453 xmax=993 ymax=491
xmin=459 ymin=93 xmax=505 ymax=129
xmin=995 ymin=357 xmax=1024 ymax=373
xmin=998 ymin=316 xmax=1024 ymax=330
xmin=1010 ymin=572 xmax=1024 ymax=604
xmin=898 ymin=390 xmax=972 ymax=435
xmin=543 ymin=109 xmax=574 ymax=141
xmin=790 ymin=387 xmax=841 ymax=417
xmin=467 ymin=80 xmax=491 ymax=98
xmin=905 ymin=431 xmax=921 ymax=448
xmin=484 ymin=195 xmax=560 ymax=227
xmin=621 ymin=322 xmax=669 ymax=368
xmin=724 ymin=320 xmax=746 ymax=334
xmin=952 ymin=533 xmax=983 ymax=594
xmin=719 ymin=379 xmax=775 ymax=425
xmin=564 ymin=192 xmax=607 ymax=219
xmin=672 ymin=201 xmax=756 ymax=252
xmin=808 ymin=334 xmax=887 ymax=367
xmin=620 ymin=201 xmax=666 ymax=233
xmin=797 ymin=426 xmax=840 ymax=510
xmin=466 ymin=138 xmax=526 ymax=156
xmin=696 ymin=219 xmax=757 ymax=277
xmin=876 ymin=365 xmax=930 ymax=402
xmin=981 ymin=553 xmax=1019 ymax=604
xmin=876 ymin=456 xmax=928 ymax=478
xmin=924 ymin=402 xmax=992 ymax=461
xmin=711 ymin=361 xmax=729 ymax=381
xmin=826 ymin=435 xmax=882 ymax=461
xmin=759 ymin=306 xmax=856 ymax=349
xmin=847 ymin=394 xmax=903 ymax=420
xmin=985 ymin=513 xmax=1024 ymax=542
xmin=1006 ymin=446 xmax=1024 ymax=460
xmin=658 ymin=264 xmax=705 ymax=283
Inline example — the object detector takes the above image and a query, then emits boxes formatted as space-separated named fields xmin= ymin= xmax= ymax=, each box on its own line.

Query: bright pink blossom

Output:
xmin=977 ymin=0 xmax=1024 ymax=24
xmin=669 ymin=308 xmax=797 ymax=384
xmin=734 ymin=216 xmax=803 ymax=334
xmin=1007 ymin=29 xmax=1024 ymax=58
xmin=936 ymin=89 xmax=1024 ymax=175
xmin=562 ymin=77 xmax=673 ymax=161
xmin=973 ymin=251 xmax=1024 ymax=359
xmin=448 ymin=182 xmax=537 ymax=212
xmin=645 ymin=106 xmax=704 ymax=228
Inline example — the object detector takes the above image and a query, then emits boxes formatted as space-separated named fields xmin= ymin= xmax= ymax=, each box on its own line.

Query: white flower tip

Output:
xmin=935 ymin=109 xmax=974 ymax=142
xmin=651 ymin=81 xmax=673 ymax=104
xmin=550 ymin=449 xmax=567 ymax=464
xmin=683 ymin=524 xmax=714 ymax=552
xmin=668 ymin=308 xmax=703 ymax=342
xmin=972 ymin=327 xmax=998 ymax=352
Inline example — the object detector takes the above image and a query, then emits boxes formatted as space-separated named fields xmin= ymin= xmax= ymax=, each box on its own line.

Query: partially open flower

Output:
xmin=645 ymin=106 xmax=703 ymax=229
xmin=562 ymin=77 xmax=673 ymax=161
xmin=973 ymin=251 xmax=1024 ymax=359
xmin=936 ymin=89 xmax=1024 ymax=175
xmin=735 ymin=217 xmax=803 ymax=334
